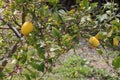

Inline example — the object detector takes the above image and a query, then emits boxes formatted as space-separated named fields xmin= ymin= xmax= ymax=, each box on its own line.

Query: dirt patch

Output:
xmin=58 ymin=39 xmax=114 ymax=73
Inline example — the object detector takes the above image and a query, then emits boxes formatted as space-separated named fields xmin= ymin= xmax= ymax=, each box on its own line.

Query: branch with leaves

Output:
xmin=0 ymin=17 xmax=21 ymax=38
xmin=0 ymin=17 xmax=21 ymax=73
xmin=0 ymin=42 xmax=19 ymax=72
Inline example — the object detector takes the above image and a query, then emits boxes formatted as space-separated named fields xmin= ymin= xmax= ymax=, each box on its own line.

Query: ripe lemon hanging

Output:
xmin=89 ymin=37 xmax=100 ymax=47
xmin=113 ymin=37 xmax=119 ymax=46
xmin=21 ymin=22 xmax=34 ymax=36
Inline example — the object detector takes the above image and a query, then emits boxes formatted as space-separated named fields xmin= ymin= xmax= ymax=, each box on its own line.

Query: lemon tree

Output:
xmin=0 ymin=0 xmax=120 ymax=79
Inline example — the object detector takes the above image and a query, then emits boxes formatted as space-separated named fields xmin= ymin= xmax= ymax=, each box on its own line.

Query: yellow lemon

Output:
xmin=113 ymin=37 xmax=119 ymax=46
xmin=21 ymin=22 xmax=34 ymax=36
xmin=89 ymin=37 xmax=100 ymax=47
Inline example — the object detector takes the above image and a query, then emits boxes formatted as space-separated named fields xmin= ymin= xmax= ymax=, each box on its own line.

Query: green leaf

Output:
xmin=52 ymin=12 xmax=63 ymax=25
xmin=116 ymin=36 xmax=120 ymax=41
xmin=83 ymin=0 xmax=89 ymax=9
xmin=1 ymin=21 xmax=7 ymax=26
xmin=52 ymin=27 xmax=61 ymax=38
xmin=50 ymin=45 xmax=61 ymax=52
xmin=30 ymin=72 xmax=36 ymax=79
xmin=0 ymin=72 xmax=5 ymax=79
xmin=90 ymin=3 xmax=98 ymax=10
xmin=112 ymin=56 xmax=120 ymax=69
xmin=112 ymin=26 xmax=119 ymax=31
xmin=16 ymin=0 xmax=25 ymax=3
xmin=63 ymin=16 xmax=75 ymax=21
xmin=16 ymin=0 xmax=31 ymax=3
xmin=37 ymin=47 xmax=45 ymax=59
xmin=30 ymin=62 xmax=45 ymax=72
xmin=24 ymin=74 xmax=31 ymax=80
xmin=108 ymin=29 xmax=113 ymax=37
xmin=62 ymin=34 xmax=73 ymax=48
xmin=95 ymin=31 xmax=108 ymax=40
xmin=0 ymin=1 xmax=3 ymax=8
xmin=25 ymin=67 xmax=36 ymax=79
xmin=30 ymin=58 xmax=40 ymax=63
xmin=48 ymin=0 xmax=59 ymax=4
xmin=48 ymin=67 xmax=52 ymax=72
xmin=39 ymin=62 xmax=45 ymax=72
xmin=38 ymin=53 xmax=45 ymax=60
xmin=20 ymin=52 xmax=27 ymax=64
xmin=48 ymin=58 xmax=53 ymax=64
xmin=110 ymin=20 xmax=120 ymax=29
xmin=96 ymin=49 xmax=103 ymax=55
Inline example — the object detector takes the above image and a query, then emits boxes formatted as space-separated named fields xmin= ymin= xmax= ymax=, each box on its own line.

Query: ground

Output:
xmin=43 ymin=39 xmax=119 ymax=80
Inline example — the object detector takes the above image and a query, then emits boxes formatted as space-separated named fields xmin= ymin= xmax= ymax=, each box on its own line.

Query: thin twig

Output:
xmin=0 ymin=27 xmax=10 ymax=29
xmin=12 ymin=16 xmax=21 ymax=27
xmin=22 ymin=4 xmax=27 ymax=24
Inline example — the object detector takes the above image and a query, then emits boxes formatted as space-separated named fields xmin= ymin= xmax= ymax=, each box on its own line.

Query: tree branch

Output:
xmin=0 ymin=42 xmax=19 ymax=72
xmin=0 ymin=18 xmax=21 ymax=38
xmin=0 ymin=27 xmax=10 ymax=29
xmin=22 ymin=4 xmax=27 ymax=24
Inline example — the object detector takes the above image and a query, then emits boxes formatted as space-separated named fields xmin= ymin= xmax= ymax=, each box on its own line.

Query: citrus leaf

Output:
xmin=0 ymin=1 xmax=3 ymax=8
xmin=95 ymin=32 xmax=107 ymax=40
xmin=110 ymin=20 xmax=120 ymax=29
xmin=112 ymin=26 xmax=119 ymax=31
xmin=38 ymin=62 xmax=45 ymax=72
xmin=24 ymin=74 xmax=31 ymax=80
xmin=83 ymin=0 xmax=89 ymax=8
xmin=52 ymin=12 xmax=63 ymax=25
xmin=96 ymin=49 xmax=103 ymax=55
xmin=20 ymin=52 xmax=27 ymax=64
xmin=30 ymin=62 xmax=45 ymax=72
xmin=48 ymin=0 xmax=59 ymax=5
xmin=16 ymin=0 xmax=26 ymax=3
xmin=112 ymin=56 xmax=120 ymax=69
xmin=0 ymin=72 xmax=4 ymax=79
xmin=37 ymin=47 xmax=45 ymax=59
xmin=52 ymin=27 xmax=61 ymax=38
xmin=48 ymin=58 xmax=53 ymax=64
xmin=30 ymin=72 xmax=36 ymax=79
xmin=108 ymin=29 xmax=113 ymax=37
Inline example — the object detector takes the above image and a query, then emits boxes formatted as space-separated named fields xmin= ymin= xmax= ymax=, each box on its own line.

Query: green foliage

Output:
xmin=29 ymin=62 xmax=45 ymax=72
xmin=111 ymin=20 xmax=120 ymax=29
xmin=54 ymin=55 xmax=119 ymax=79
xmin=52 ymin=27 xmax=61 ymax=38
xmin=24 ymin=74 xmax=31 ymax=80
xmin=96 ymin=49 xmax=104 ymax=55
xmin=112 ymin=56 xmax=120 ymax=69
xmin=82 ymin=0 xmax=89 ymax=9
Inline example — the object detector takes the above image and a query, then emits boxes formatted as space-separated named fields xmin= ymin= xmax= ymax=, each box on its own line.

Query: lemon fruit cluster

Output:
xmin=89 ymin=37 xmax=100 ymax=47
xmin=21 ymin=22 xmax=34 ymax=36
